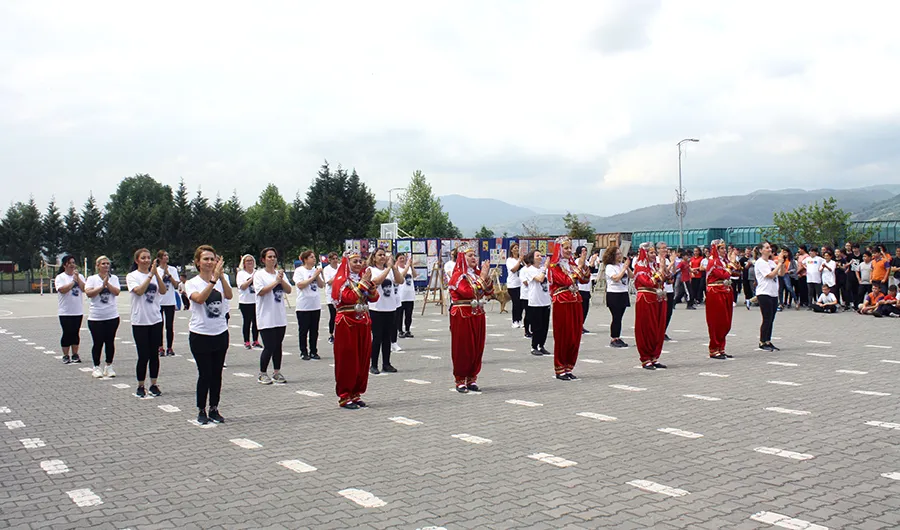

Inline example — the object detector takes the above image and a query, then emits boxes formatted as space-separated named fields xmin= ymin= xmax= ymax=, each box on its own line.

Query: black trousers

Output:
xmin=665 ymin=292 xmax=674 ymax=330
xmin=690 ymin=278 xmax=704 ymax=305
xmin=844 ymin=275 xmax=858 ymax=308
xmin=876 ymin=305 xmax=900 ymax=317
xmin=295 ymin=310 xmax=321 ymax=355
xmin=508 ymin=287 xmax=524 ymax=323
xmin=181 ymin=292 xmax=190 ymax=310
xmin=813 ymin=305 xmax=837 ymax=313
xmin=606 ymin=292 xmax=629 ymax=338
xmin=758 ymin=294 xmax=778 ymax=344
xmin=59 ymin=315 xmax=82 ymax=348
xmin=88 ymin=317 xmax=119 ymax=366
xmin=370 ymin=310 xmax=394 ymax=367
xmin=526 ymin=305 xmax=550 ymax=350
xmin=327 ymin=304 xmax=336 ymax=335
xmin=239 ymin=303 xmax=258 ymax=343
xmin=796 ymin=276 xmax=808 ymax=306
xmin=581 ymin=290 xmax=591 ymax=327
xmin=189 ymin=331 xmax=228 ymax=410
xmin=731 ymin=280 xmax=741 ymax=303
xmin=807 ymin=283 xmax=822 ymax=307
xmin=522 ymin=300 xmax=531 ymax=334
xmin=260 ymin=326 xmax=285 ymax=372
xmin=742 ymin=278 xmax=754 ymax=300
xmin=857 ymin=284 xmax=872 ymax=307
xmin=133 ymin=322 xmax=163 ymax=382
xmin=160 ymin=305 xmax=176 ymax=350
xmin=674 ymin=279 xmax=690 ymax=305
xmin=396 ymin=301 xmax=414 ymax=333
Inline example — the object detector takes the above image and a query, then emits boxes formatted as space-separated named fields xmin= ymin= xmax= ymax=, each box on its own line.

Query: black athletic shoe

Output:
xmin=135 ymin=386 xmax=147 ymax=398
xmin=369 ymin=366 xmax=380 ymax=375
xmin=555 ymin=374 xmax=570 ymax=380
xmin=540 ymin=347 xmax=551 ymax=356
xmin=767 ymin=343 xmax=781 ymax=352
xmin=354 ymin=399 xmax=367 ymax=408
xmin=758 ymin=344 xmax=774 ymax=352
xmin=616 ymin=339 xmax=629 ymax=348
xmin=166 ymin=349 xmax=175 ymax=357
xmin=467 ymin=383 xmax=480 ymax=392
xmin=148 ymin=385 xmax=162 ymax=397
xmin=531 ymin=349 xmax=543 ymax=356
xmin=300 ymin=353 xmax=311 ymax=361
xmin=405 ymin=332 xmax=414 ymax=338
xmin=582 ymin=328 xmax=591 ymax=334
xmin=456 ymin=385 xmax=469 ymax=393
xmin=653 ymin=362 xmax=668 ymax=369
xmin=524 ymin=332 xmax=533 ymax=338
xmin=71 ymin=354 xmax=81 ymax=363
xmin=62 ymin=355 xmax=71 ymax=364
xmin=722 ymin=353 xmax=734 ymax=358
xmin=382 ymin=364 xmax=397 ymax=373
xmin=710 ymin=353 xmax=728 ymax=359
xmin=643 ymin=363 xmax=656 ymax=370
xmin=207 ymin=408 xmax=225 ymax=423
xmin=566 ymin=373 xmax=577 ymax=380
xmin=196 ymin=410 xmax=209 ymax=425
xmin=341 ymin=402 xmax=360 ymax=409
xmin=664 ymin=334 xmax=672 ymax=341
xmin=309 ymin=352 xmax=321 ymax=360
xmin=687 ymin=305 xmax=697 ymax=310
xmin=328 ymin=336 xmax=334 ymax=344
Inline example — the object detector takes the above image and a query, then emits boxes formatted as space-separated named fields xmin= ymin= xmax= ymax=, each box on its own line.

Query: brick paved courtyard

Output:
xmin=1 ymin=293 xmax=899 ymax=529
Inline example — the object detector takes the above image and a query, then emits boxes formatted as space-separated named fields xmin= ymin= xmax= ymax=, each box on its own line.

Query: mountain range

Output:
xmin=379 ymin=185 xmax=900 ymax=237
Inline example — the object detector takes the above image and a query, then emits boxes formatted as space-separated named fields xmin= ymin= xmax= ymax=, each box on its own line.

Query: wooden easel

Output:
xmin=421 ymin=259 xmax=446 ymax=315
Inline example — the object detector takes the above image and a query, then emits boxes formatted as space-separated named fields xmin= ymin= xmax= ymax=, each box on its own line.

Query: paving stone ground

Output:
xmin=0 ymin=292 xmax=899 ymax=529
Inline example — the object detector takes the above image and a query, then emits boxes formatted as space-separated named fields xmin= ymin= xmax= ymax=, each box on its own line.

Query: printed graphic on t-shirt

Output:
xmin=273 ymin=284 xmax=283 ymax=303
xmin=249 ymin=284 xmax=255 ymax=294
xmin=71 ymin=285 xmax=81 ymax=297
xmin=145 ymin=283 xmax=157 ymax=303
xmin=99 ymin=288 xmax=111 ymax=304
xmin=205 ymin=289 xmax=224 ymax=319
xmin=310 ymin=282 xmax=317 ymax=292
xmin=540 ymin=279 xmax=548 ymax=293
xmin=405 ymin=275 xmax=413 ymax=286
xmin=382 ymin=279 xmax=393 ymax=297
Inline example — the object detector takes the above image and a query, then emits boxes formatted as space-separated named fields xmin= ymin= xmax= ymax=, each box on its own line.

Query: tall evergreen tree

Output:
xmin=79 ymin=193 xmax=105 ymax=266
xmin=62 ymin=202 xmax=82 ymax=258
xmin=219 ymin=191 xmax=245 ymax=265
xmin=189 ymin=188 xmax=213 ymax=249
xmin=396 ymin=170 xmax=461 ymax=238
xmin=105 ymin=174 xmax=173 ymax=266
xmin=244 ymin=184 xmax=291 ymax=264
xmin=42 ymin=198 xmax=64 ymax=264
xmin=288 ymin=192 xmax=307 ymax=259
xmin=170 ymin=178 xmax=191 ymax=266
xmin=0 ymin=198 xmax=43 ymax=270
xmin=344 ymin=169 xmax=376 ymax=239
xmin=300 ymin=162 xmax=377 ymax=253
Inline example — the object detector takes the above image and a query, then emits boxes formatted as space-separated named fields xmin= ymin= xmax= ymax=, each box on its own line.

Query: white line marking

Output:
xmin=609 ymin=384 xmax=646 ymax=392
xmin=78 ymin=367 xmax=92 ymax=372
xmin=278 ymin=460 xmax=317 ymax=473
xmin=626 ymin=480 xmax=690 ymax=497
xmin=420 ymin=355 xmax=441 ymax=359
xmin=228 ymin=325 xmax=239 ymax=329
xmin=767 ymin=362 xmax=798 ymax=367
xmin=750 ymin=511 xmax=828 ymax=530
xmin=488 ymin=333 xmax=506 ymax=337
xmin=338 ymin=488 xmax=386 ymax=508
xmin=506 ymin=399 xmax=543 ymax=407
xmin=753 ymin=447 xmax=814 ymax=460
xmin=836 ymin=369 xmax=868 ymax=375
xmin=112 ymin=383 xmax=130 ymax=389
xmin=157 ymin=404 xmax=180 ymax=413
xmin=682 ymin=394 xmax=721 ymax=401
xmin=423 ymin=338 xmax=440 ymax=342
xmin=17 ymin=338 xmax=27 ymax=342
xmin=426 ymin=328 xmax=442 ymax=332
xmin=767 ymin=380 xmax=801 ymax=386
xmin=806 ymin=340 xmax=830 ymax=344
xmin=451 ymin=433 xmax=492 ymax=444
xmin=34 ymin=346 xmax=44 ymax=350
xmin=187 ymin=359 xmax=196 ymax=363
xmin=0 ymin=406 xmax=10 ymax=413
xmin=178 ymin=332 xmax=189 ymax=335
xmin=5 ymin=420 xmax=25 ymax=429
xmin=881 ymin=360 xmax=900 ymax=364
xmin=188 ymin=419 xmax=216 ymax=428
xmin=389 ymin=416 xmax=422 ymax=426
xmin=852 ymin=390 xmax=891 ymax=396
xmin=882 ymin=472 xmax=900 ymax=480
xmin=581 ymin=359 xmax=603 ymax=364
xmin=492 ymin=347 xmax=515 ymax=352
xmin=232 ymin=372 xmax=253 ymax=378
xmin=405 ymin=379 xmax=431 ymax=385
xmin=25 ymin=342 xmax=34 ymax=345
xmin=40 ymin=459 xmax=70 ymax=474
xmin=866 ymin=421 xmax=900 ymax=430
xmin=20 ymin=438 xmax=45 ymax=448
xmin=11 ymin=335 xmax=20 ymax=338
xmin=576 ymin=412 xmax=617 ymax=421
xmin=765 ymin=407 xmax=810 ymax=416
xmin=698 ymin=372 xmax=729 ymax=378
xmin=527 ymin=453 xmax=577 ymax=468
xmin=866 ymin=344 xmax=892 ymax=349
xmin=429 ymin=319 xmax=442 ymax=323
xmin=806 ymin=353 xmax=836 ymax=358
xmin=121 ymin=341 xmax=132 ymax=345
xmin=66 ymin=488 xmax=103 ymax=507
xmin=671 ymin=329 xmax=690 ymax=333
xmin=230 ymin=438 xmax=262 ymax=449
xmin=296 ymin=390 xmax=324 ymax=397
xmin=658 ymin=428 xmax=703 ymax=438
xmin=502 ymin=368 xmax=526 ymax=373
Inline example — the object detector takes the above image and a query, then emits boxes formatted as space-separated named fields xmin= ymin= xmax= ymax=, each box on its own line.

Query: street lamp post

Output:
xmin=388 ymin=187 xmax=406 ymax=222
xmin=676 ymin=138 xmax=699 ymax=249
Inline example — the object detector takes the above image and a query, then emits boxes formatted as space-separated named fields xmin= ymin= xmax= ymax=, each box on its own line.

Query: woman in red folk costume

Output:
xmin=449 ymin=245 xmax=493 ymax=393
xmin=634 ymin=242 xmax=667 ymax=370
xmin=331 ymin=250 xmax=379 ymax=409
xmin=548 ymin=237 xmax=590 ymax=380
xmin=705 ymin=239 xmax=734 ymax=360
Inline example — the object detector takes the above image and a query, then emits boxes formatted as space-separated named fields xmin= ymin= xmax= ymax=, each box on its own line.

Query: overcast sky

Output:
xmin=2 ymin=1 xmax=899 ymax=217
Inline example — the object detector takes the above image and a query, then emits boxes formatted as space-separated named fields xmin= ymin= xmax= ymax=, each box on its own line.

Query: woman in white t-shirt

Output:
xmin=754 ymin=242 xmax=786 ymax=352
xmin=575 ymin=245 xmax=593 ymax=334
xmin=520 ymin=250 xmax=551 ymax=355
xmin=506 ymin=242 xmax=525 ymax=329
xmin=293 ymin=250 xmax=325 ymax=361
xmin=84 ymin=255 xmax=120 ymax=378
xmin=254 ymin=247 xmax=292 ymax=385
xmin=322 ymin=252 xmax=340 ymax=344
xmin=367 ymin=248 xmax=401 ymax=374
xmin=126 ymin=248 xmax=167 ymax=398
xmin=236 ymin=254 xmax=260 ymax=349
xmin=156 ymin=250 xmax=180 ymax=357
xmin=820 ymin=250 xmax=837 ymax=290
xmin=55 ymin=255 xmax=86 ymax=364
xmin=185 ymin=245 xmax=233 ymax=425
xmin=395 ymin=253 xmax=417 ymax=339
xmin=602 ymin=246 xmax=631 ymax=348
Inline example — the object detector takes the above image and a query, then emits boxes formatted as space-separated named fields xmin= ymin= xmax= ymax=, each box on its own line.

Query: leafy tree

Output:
xmin=761 ymin=197 xmax=878 ymax=249
xmin=42 ymin=198 xmax=64 ymax=263
xmin=79 ymin=193 xmax=105 ymax=265
xmin=218 ymin=191 xmax=245 ymax=265
xmin=0 ymin=198 xmax=43 ymax=270
xmin=300 ymin=162 xmax=377 ymax=253
xmin=170 ymin=178 xmax=192 ymax=266
xmin=189 ymin=188 xmax=213 ymax=248
xmin=368 ymin=208 xmax=392 ymax=238
xmin=520 ymin=220 xmax=548 ymax=237
xmin=62 ymin=202 xmax=82 ymax=258
xmin=288 ymin=192 xmax=307 ymax=259
xmin=105 ymin=174 xmax=173 ymax=267
xmin=343 ymin=169 xmax=376 ymax=240
xmin=396 ymin=170 xmax=461 ymax=238
xmin=244 ymin=184 xmax=292 ymax=265
xmin=474 ymin=225 xmax=494 ymax=238
xmin=563 ymin=211 xmax=595 ymax=240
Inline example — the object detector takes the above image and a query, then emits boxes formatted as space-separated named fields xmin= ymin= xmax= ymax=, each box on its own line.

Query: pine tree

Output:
xmin=170 ymin=178 xmax=191 ymax=266
xmin=62 ymin=202 xmax=82 ymax=258
xmin=79 ymin=193 xmax=105 ymax=265
xmin=42 ymin=198 xmax=64 ymax=264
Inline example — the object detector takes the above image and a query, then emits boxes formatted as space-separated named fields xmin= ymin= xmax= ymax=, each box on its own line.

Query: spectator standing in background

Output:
xmin=323 ymin=252 xmax=340 ymax=344
xmin=846 ymin=244 xmax=862 ymax=310
xmin=834 ymin=248 xmax=849 ymax=310
xmin=575 ymin=246 xmax=593 ymax=334
xmin=890 ymin=247 xmax=900 ymax=291
xmin=156 ymin=250 xmax=180 ymax=357
xmin=795 ymin=246 xmax=809 ymax=308
xmin=871 ymin=246 xmax=890 ymax=293
xmin=505 ymin=243 xmax=525 ymax=329
xmin=803 ymin=247 xmax=824 ymax=310
xmin=857 ymin=251 xmax=874 ymax=307
xmin=689 ymin=248 xmax=705 ymax=307
xmin=820 ymin=250 xmax=838 ymax=309
xmin=56 ymin=255 xmax=86 ymax=364
xmin=739 ymin=248 xmax=752 ymax=301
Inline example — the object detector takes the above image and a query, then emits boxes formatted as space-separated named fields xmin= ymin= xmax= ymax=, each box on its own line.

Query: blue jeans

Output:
xmin=779 ymin=275 xmax=796 ymax=306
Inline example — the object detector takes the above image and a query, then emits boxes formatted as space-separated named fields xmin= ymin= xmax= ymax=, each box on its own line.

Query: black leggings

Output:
xmin=758 ymin=294 xmax=778 ymax=344
xmin=527 ymin=305 xmax=550 ymax=349
xmin=522 ymin=301 xmax=531 ymax=334
xmin=133 ymin=322 xmax=162 ymax=382
xmin=665 ymin=292 xmax=674 ymax=330
xmin=581 ymin=290 xmax=591 ymax=326
xmin=88 ymin=317 xmax=119 ymax=366
xmin=509 ymin=287 xmax=524 ymax=324
xmin=732 ymin=280 xmax=741 ymax=303
xmin=327 ymin=304 xmax=336 ymax=335
xmin=396 ymin=301 xmax=414 ymax=333
xmin=59 ymin=315 xmax=82 ymax=348
xmin=606 ymin=292 xmax=629 ymax=339
xmin=160 ymin=305 xmax=176 ymax=350
xmin=690 ymin=278 xmax=704 ymax=305
xmin=189 ymin=331 xmax=228 ymax=410
xmin=239 ymin=303 xmax=258 ymax=343
xmin=370 ymin=310 xmax=394 ymax=367
xmin=260 ymin=326 xmax=285 ymax=372
xmin=295 ymin=310 xmax=321 ymax=355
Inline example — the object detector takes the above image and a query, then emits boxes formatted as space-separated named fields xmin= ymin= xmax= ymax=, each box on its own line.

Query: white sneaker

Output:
xmin=511 ymin=322 xmax=519 ymax=329
xmin=391 ymin=342 xmax=402 ymax=352
xmin=104 ymin=364 xmax=116 ymax=377
xmin=92 ymin=366 xmax=103 ymax=378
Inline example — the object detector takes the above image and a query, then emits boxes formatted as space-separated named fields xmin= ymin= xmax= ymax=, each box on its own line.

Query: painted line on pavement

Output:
xmin=682 ymin=394 xmax=721 ymax=401
xmin=506 ymin=399 xmax=543 ymax=407
xmin=658 ymin=428 xmax=703 ymax=438
xmin=698 ymin=372 xmax=729 ymax=378
xmin=452 ymin=433 xmax=492 ymax=444
xmin=20 ymin=438 xmax=45 ymax=448
xmin=609 ymin=384 xmax=645 ymax=392
xmin=5 ymin=420 xmax=25 ymax=429
xmin=882 ymin=472 xmax=900 ymax=480
xmin=626 ymin=480 xmax=690 ymax=497
xmin=765 ymin=407 xmax=810 ymax=416
xmin=40 ymin=460 xmax=70 ymax=474
xmin=296 ymin=390 xmax=324 ymax=397
xmin=852 ymin=390 xmax=891 ymax=396
xmin=157 ymin=405 xmax=180 ymax=413
xmin=576 ymin=412 xmax=617 ymax=421
xmin=230 ymin=438 xmax=262 ymax=449
xmin=866 ymin=421 xmax=900 ymax=430
xmin=836 ymin=369 xmax=868 ymax=375
xmin=279 ymin=460 xmax=317 ymax=473
xmin=421 ymin=355 xmax=441 ymax=359
xmin=338 ymin=488 xmax=386 ymax=508
xmin=527 ymin=453 xmax=576 ymax=468
xmin=753 ymin=447 xmax=814 ymax=460
xmin=865 ymin=344 xmax=892 ymax=349
xmin=806 ymin=353 xmax=836 ymax=358
xmin=66 ymin=489 xmax=103 ymax=507
xmin=750 ymin=511 xmax=827 ymax=530
xmin=767 ymin=361 xmax=798 ymax=367
xmin=502 ymin=368 xmax=526 ymax=373
xmin=767 ymin=381 xmax=801 ymax=386
xmin=405 ymin=379 xmax=431 ymax=385
xmin=389 ymin=417 xmax=422 ymax=426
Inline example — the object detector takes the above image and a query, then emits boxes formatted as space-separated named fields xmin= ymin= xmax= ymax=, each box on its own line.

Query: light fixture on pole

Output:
xmin=676 ymin=138 xmax=699 ymax=249
xmin=388 ymin=187 xmax=406 ymax=222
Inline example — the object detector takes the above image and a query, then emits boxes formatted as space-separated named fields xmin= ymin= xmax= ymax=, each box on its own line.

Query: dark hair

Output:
xmin=157 ymin=249 xmax=168 ymax=260
xmin=783 ymin=248 xmax=793 ymax=260
xmin=523 ymin=250 xmax=538 ymax=266
xmin=58 ymin=255 xmax=76 ymax=274
xmin=864 ymin=251 xmax=872 ymax=258
xmin=890 ymin=285 xmax=898 ymax=292
xmin=367 ymin=247 xmax=387 ymax=267
xmin=809 ymin=246 xmax=818 ymax=253
xmin=575 ymin=245 xmax=586 ymax=256
xmin=300 ymin=250 xmax=315 ymax=261
xmin=327 ymin=251 xmax=338 ymax=260
xmin=131 ymin=248 xmax=151 ymax=272
xmin=601 ymin=245 xmax=619 ymax=266
xmin=260 ymin=247 xmax=279 ymax=262
xmin=450 ymin=248 xmax=458 ymax=260
xmin=193 ymin=245 xmax=216 ymax=266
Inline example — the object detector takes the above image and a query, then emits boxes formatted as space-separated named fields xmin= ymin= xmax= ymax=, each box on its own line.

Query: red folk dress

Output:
xmin=449 ymin=263 xmax=493 ymax=386
xmin=634 ymin=250 xmax=666 ymax=365
xmin=548 ymin=258 xmax=588 ymax=375
xmin=705 ymin=247 xmax=734 ymax=355
xmin=332 ymin=268 xmax=378 ymax=406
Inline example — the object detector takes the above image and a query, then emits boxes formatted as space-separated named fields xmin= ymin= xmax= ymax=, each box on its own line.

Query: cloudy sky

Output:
xmin=2 ymin=1 xmax=899 ymax=216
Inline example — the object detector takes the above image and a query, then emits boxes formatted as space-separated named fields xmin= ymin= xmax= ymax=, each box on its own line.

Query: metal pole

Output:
xmin=678 ymin=143 xmax=684 ymax=250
